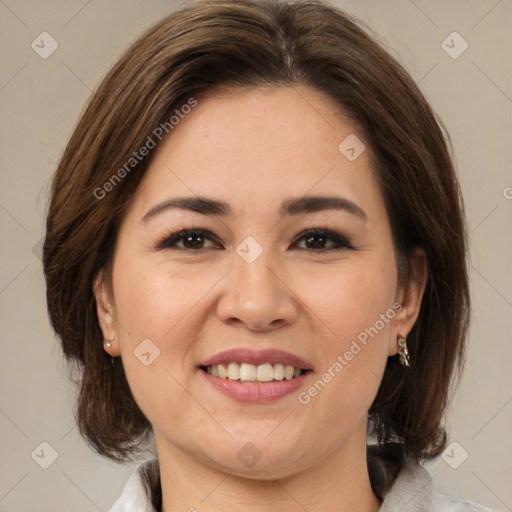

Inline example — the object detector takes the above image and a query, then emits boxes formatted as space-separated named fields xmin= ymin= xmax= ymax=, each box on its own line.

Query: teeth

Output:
xmin=227 ymin=362 xmax=240 ymax=380
xmin=218 ymin=364 xmax=228 ymax=379
xmin=274 ymin=363 xmax=285 ymax=380
xmin=204 ymin=362 xmax=305 ymax=382
xmin=240 ymin=363 xmax=257 ymax=382
xmin=256 ymin=363 xmax=274 ymax=382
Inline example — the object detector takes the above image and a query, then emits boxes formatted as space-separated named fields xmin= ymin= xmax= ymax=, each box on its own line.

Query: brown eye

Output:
xmin=293 ymin=228 xmax=354 ymax=251
xmin=157 ymin=229 xmax=222 ymax=250
xmin=156 ymin=227 xmax=354 ymax=253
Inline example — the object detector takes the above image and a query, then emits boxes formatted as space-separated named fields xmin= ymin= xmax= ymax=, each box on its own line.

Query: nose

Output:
xmin=216 ymin=247 xmax=299 ymax=332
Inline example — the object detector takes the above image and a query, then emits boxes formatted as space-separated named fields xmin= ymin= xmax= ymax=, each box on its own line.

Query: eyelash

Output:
xmin=155 ymin=227 xmax=355 ymax=252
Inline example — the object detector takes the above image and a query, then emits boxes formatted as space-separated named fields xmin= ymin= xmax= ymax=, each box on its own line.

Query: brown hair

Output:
xmin=43 ymin=0 xmax=469 ymax=462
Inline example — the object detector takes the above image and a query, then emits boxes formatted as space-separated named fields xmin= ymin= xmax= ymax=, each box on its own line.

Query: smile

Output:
xmin=199 ymin=364 xmax=313 ymax=403
xmin=201 ymin=362 xmax=308 ymax=382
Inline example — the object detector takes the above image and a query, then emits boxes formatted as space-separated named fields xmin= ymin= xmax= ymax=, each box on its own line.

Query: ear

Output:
xmin=93 ymin=270 xmax=121 ymax=356
xmin=388 ymin=248 xmax=428 ymax=356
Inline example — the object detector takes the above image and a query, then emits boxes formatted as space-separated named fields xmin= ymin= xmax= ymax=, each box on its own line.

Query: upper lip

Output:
xmin=199 ymin=348 xmax=313 ymax=370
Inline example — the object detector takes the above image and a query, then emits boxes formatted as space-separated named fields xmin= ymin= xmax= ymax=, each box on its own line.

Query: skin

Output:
xmin=94 ymin=85 xmax=427 ymax=512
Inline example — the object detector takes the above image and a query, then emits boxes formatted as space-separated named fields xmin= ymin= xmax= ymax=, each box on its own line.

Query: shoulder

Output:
xmin=428 ymin=492 xmax=503 ymax=512
xmin=382 ymin=465 xmax=502 ymax=512
xmin=369 ymin=443 xmax=501 ymax=512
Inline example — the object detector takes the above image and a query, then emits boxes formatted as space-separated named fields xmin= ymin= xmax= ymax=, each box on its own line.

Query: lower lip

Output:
xmin=199 ymin=368 xmax=312 ymax=403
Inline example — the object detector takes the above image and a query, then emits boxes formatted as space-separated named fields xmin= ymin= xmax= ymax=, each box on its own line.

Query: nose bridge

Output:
xmin=235 ymin=243 xmax=278 ymax=293
xmin=233 ymin=236 xmax=283 ymax=302
xmin=217 ymin=235 xmax=297 ymax=330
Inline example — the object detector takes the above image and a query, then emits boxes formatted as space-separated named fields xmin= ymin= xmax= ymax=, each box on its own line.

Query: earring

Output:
xmin=397 ymin=335 xmax=410 ymax=367
xmin=104 ymin=337 xmax=114 ymax=349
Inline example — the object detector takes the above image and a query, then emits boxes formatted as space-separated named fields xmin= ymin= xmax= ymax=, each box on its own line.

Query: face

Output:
xmin=95 ymin=85 xmax=424 ymax=478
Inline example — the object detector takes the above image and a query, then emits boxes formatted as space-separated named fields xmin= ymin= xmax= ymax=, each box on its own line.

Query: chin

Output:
xmin=198 ymin=435 xmax=310 ymax=479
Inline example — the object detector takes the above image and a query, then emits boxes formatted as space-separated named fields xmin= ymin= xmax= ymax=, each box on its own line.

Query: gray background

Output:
xmin=0 ymin=0 xmax=511 ymax=510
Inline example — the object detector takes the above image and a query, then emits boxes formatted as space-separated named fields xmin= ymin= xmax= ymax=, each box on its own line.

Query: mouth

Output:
xmin=197 ymin=348 xmax=314 ymax=403
xmin=199 ymin=362 xmax=312 ymax=383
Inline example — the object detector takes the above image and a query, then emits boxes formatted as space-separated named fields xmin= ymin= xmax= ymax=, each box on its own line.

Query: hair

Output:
xmin=43 ymin=0 xmax=469 ymax=463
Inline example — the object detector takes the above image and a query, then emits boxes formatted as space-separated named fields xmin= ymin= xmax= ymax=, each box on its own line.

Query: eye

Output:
xmin=156 ymin=229 xmax=221 ymax=250
xmin=156 ymin=227 xmax=353 ymax=252
xmin=292 ymin=228 xmax=354 ymax=252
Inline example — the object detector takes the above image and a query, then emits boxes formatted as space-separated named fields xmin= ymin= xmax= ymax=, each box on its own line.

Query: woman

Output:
xmin=43 ymin=0 xmax=500 ymax=510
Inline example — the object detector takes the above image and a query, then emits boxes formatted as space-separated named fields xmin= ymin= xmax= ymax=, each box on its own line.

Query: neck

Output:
xmin=156 ymin=427 xmax=381 ymax=512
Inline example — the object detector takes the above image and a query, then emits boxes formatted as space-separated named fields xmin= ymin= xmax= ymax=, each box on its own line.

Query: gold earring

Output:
xmin=397 ymin=335 xmax=410 ymax=367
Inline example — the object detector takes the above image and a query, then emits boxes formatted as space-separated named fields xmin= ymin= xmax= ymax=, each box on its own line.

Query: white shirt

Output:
xmin=108 ymin=445 xmax=500 ymax=512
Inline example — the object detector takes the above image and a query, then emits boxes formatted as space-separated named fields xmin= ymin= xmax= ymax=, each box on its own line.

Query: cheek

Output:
xmin=302 ymin=254 xmax=397 ymax=343
xmin=294 ymin=257 xmax=396 ymax=417
xmin=112 ymin=255 xmax=215 ymax=342
xmin=110 ymin=253 xmax=230 ymax=402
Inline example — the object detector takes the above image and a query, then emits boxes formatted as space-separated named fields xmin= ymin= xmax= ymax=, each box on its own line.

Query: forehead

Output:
xmin=126 ymin=85 xmax=383 ymax=220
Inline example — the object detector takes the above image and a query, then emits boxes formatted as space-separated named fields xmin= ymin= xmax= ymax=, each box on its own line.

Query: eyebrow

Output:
xmin=141 ymin=195 xmax=367 ymax=223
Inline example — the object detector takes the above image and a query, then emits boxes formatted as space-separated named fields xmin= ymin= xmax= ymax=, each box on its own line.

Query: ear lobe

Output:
xmin=389 ymin=248 xmax=428 ymax=356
